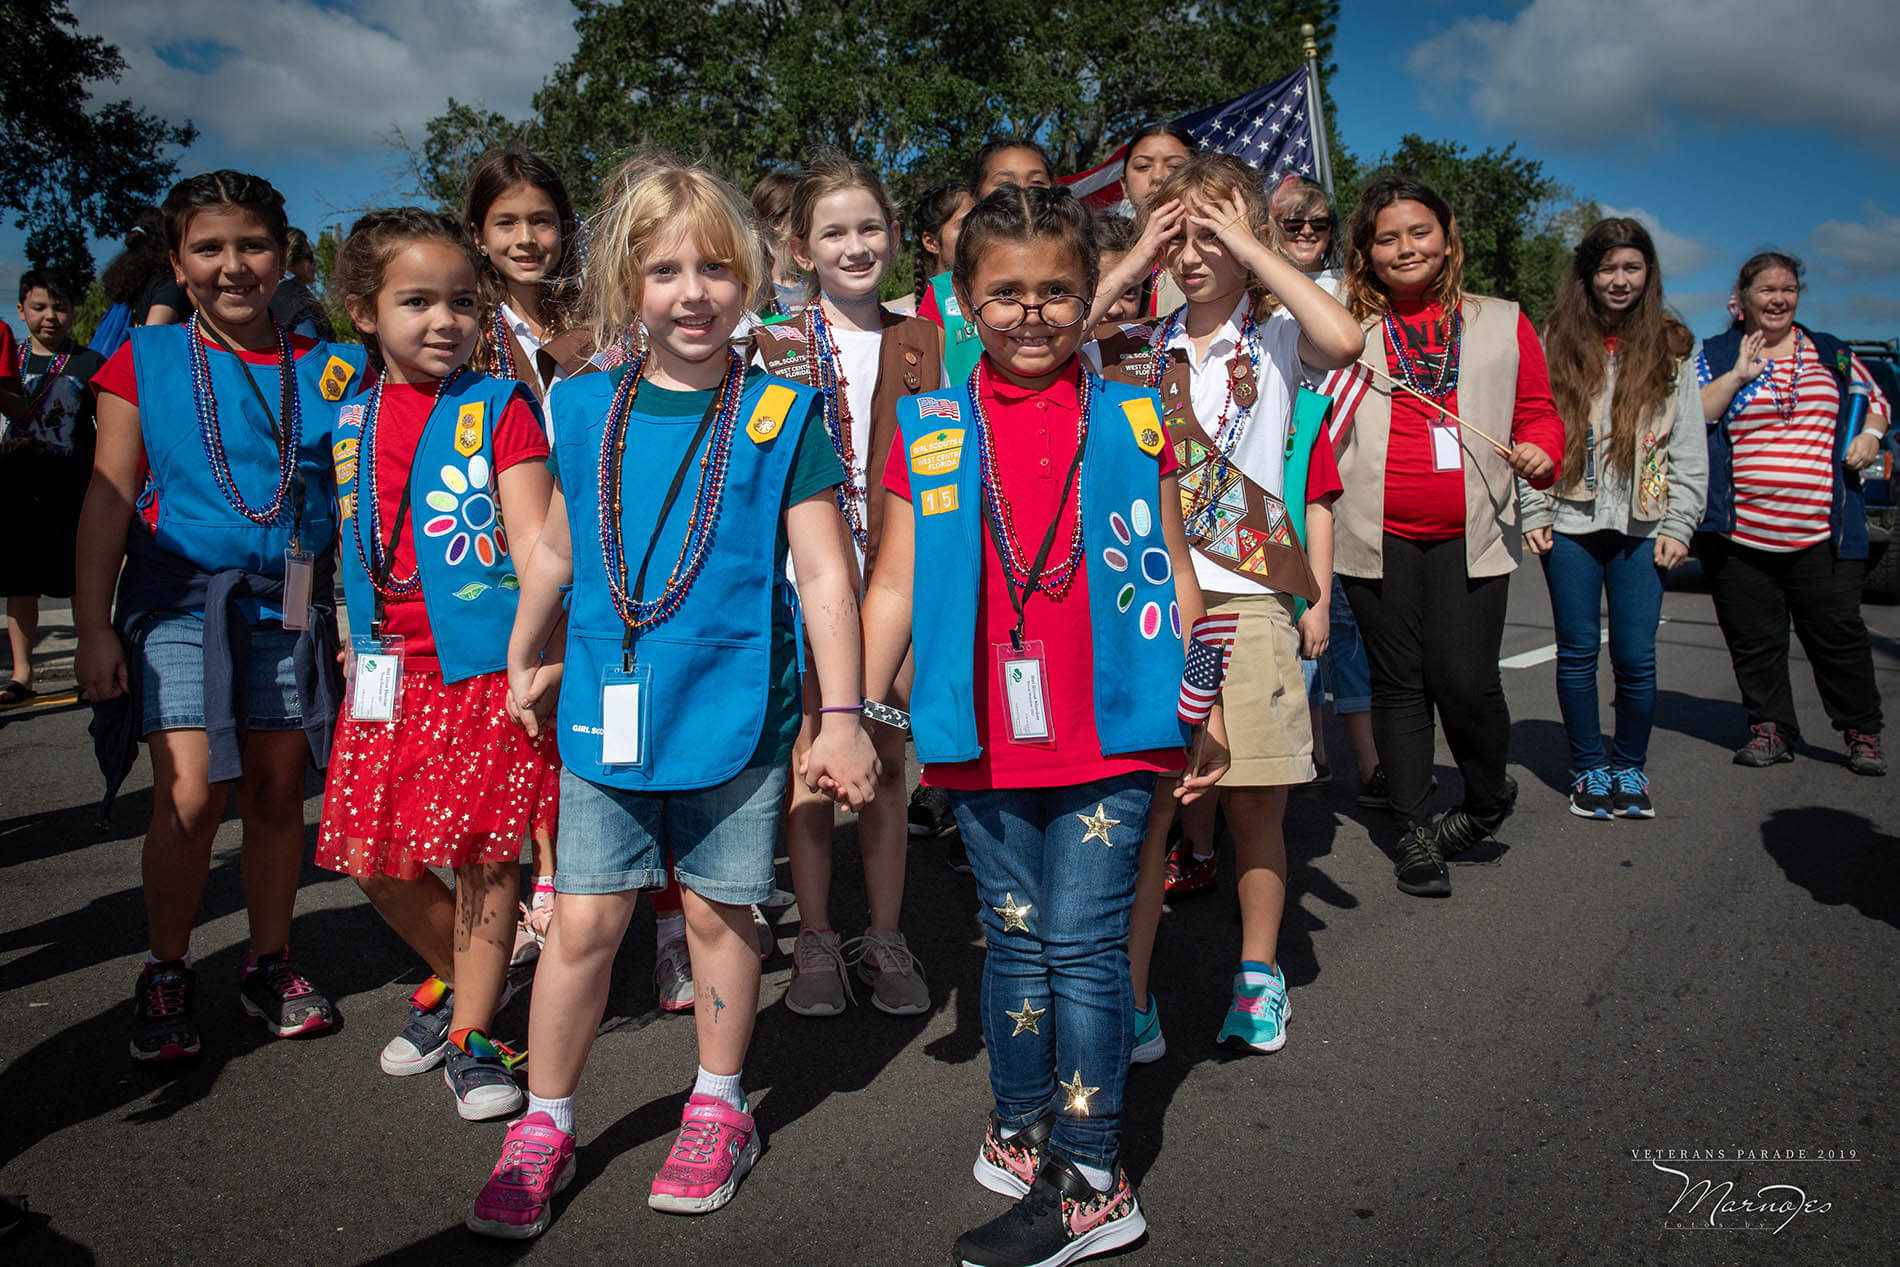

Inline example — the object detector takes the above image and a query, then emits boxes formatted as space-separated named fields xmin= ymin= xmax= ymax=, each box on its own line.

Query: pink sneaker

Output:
xmin=466 ymin=1112 xmax=577 ymax=1239
xmin=647 ymin=1094 xmax=763 ymax=1214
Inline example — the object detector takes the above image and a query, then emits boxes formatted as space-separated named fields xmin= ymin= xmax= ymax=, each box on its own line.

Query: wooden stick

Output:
xmin=1361 ymin=360 xmax=1516 ymax=459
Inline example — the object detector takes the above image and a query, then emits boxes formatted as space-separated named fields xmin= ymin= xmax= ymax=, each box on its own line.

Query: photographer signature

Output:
xmin=1652 ymin=1162 xmax=1832 ymax=1234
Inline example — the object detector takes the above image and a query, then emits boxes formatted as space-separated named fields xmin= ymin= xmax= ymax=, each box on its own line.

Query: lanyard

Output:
xmin=356 ymin=373 xmax=461 ymax=635
xmin=979 ymin=408 xmax=1089 ymax=651
xmin=201 ymin=321 xmax=305 ymax=551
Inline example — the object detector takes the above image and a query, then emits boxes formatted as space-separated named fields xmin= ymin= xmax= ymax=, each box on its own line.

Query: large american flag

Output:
xmin=1059 ymin=70 xmax=1320 ymax=210
xmin=1177 ymin=612 xmax=1241 ymax=724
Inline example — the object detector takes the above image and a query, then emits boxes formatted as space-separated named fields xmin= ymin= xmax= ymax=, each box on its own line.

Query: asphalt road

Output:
xmin=2 ymin=570 xmax=1896 ymax=1267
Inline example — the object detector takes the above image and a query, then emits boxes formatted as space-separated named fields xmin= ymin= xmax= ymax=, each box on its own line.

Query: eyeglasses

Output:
xmin=975 ymin=294 xmax=1087 ymax=331
xmin=1276 ymin=216 xmax=1333 ymax=235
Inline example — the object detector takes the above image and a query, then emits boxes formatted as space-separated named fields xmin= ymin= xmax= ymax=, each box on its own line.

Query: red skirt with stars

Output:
xmin=316 ymin=669 xmax=560 ymax=880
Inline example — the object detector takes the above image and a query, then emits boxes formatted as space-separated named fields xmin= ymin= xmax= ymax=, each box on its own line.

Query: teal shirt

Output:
xmin=547 ymin=370 xmax=844 ymax=764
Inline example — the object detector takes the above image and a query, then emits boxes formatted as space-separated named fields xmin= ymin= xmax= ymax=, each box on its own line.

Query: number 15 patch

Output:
xmin=920 ymin=485 xmax=960 ymax=516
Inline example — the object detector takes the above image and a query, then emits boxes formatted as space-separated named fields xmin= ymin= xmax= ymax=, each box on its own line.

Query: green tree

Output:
xmin=0 ymin=0 xmax=196 ymax=283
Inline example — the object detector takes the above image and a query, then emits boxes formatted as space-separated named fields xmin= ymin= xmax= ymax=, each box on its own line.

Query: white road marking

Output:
xmin=1500 ymin=627 xmax=1608 ymax=670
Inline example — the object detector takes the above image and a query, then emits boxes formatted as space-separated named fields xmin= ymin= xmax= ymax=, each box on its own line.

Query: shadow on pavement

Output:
xmin=1761 ymin=807 xmax=1898 ymax=931
xmin=1509 ymin=717 xmax=1572 ymax=795
xmin=1650 ymin=686 xmax=1744 ymax=751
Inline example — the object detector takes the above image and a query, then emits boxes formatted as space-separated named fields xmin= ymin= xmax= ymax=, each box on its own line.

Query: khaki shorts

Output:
xmin=1208 ymin=591 xmax=1314 ymax=788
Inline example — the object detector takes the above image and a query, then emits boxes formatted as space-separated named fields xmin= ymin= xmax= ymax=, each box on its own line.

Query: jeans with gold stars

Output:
xmin=949 ymin=772 xmax=1152 ymax=1168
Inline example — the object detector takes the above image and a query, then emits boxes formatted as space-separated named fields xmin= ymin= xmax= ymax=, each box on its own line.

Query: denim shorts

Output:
xmin=553 ymin=763 xmax=786 ymax=904
xmin=1306 ymin=576 xmax=1372 ymax=714
xmin=139 ymin=611 xmax=303 ymax=735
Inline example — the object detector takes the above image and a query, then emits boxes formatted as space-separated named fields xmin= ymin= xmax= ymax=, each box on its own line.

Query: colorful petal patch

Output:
xmin=423 ymin=514 xmax=458 ymax=538
xmin=1102 ymin=547 xmax=1128 ymax=573
xmin=424 ymin=490 xmax=458 ymax=513
xmin=1117 ymin=584 xmax=1135 ymax=612
xmin=1131 ymin=499 xmax=1153 ymax=537
xmin=1139 ymin=601 xmax=1162 ymax=640
xmin=440 ymin=464 xmax=469 ymax=495
xmin=1109 ymin=512 xmax=1131 ymax=545
xmin=1140 ymin=547 xmax=1172 ymax=584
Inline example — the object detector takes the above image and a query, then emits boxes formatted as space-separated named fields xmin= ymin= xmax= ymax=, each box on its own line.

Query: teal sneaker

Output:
xmin=1217 ymin=965 xmax=1290 ymax=1053
xmin=1131 ymin=997 xmax=1165 ymax=1065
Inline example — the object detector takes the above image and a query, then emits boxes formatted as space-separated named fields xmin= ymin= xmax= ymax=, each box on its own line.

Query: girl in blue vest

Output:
xmin=313 ymin=208 xmax=561 ymax=1120
xmin=1092 ymin=154 xmax=1364 ymax=1063
xmin=467 ymin=157 xmax=877 ymax=1238
xmin=74 ymin=171 xmax=364 ymax=1062
xmin=861 ymin=184 xmax=1228 ymax=1267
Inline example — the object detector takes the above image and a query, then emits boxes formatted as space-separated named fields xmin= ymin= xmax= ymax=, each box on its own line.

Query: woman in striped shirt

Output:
xmin=1695 ymin=251 xmax=1888 ymax=776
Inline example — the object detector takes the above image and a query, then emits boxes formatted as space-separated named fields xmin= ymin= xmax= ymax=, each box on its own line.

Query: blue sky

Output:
xmin=7 ymin=0 xmax=1898 ymax=347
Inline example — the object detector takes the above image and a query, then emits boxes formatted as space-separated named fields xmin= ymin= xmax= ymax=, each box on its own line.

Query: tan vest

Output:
xmin=750 ymin=312 xmax=943 ymax=579
xmin=1333 ymin=296 xmax=1523 ymax=579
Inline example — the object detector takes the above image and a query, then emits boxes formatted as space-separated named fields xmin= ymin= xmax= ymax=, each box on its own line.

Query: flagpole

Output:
xmin=1301 ymin=22 xmax=1336 ymax=198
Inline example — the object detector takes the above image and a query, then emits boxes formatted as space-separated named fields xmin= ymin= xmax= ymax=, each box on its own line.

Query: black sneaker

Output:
xmin=908 ymin=784 xmax=956 ymax=837
xmin=1845 ymin=729 xmax=1886 ymax=777
xmin=443 ymin=1032 xmax=526 ymax=1121
xmin=239 ymin=951 xmax=338 ymax=1038
xmin=1567 ymin=768 xmax=1614 ymax=820
xmin=1734 ymin=722 xmax=1795 ymax=767
xmin=130 ymin=959 xmax=200 ymax=1061
xmin=1437 ymin=774 xmax=1518 ymax=860
xmin=1393 ymin=826 xmax=1450 ymax=898
xmin=953 ymin=1154 xmax=1145 ymax=1267
xmin=1356 ymin=765 xmax=1389 ymax=808
xmin=1610 ymin=768 xmax=1655 ymax=818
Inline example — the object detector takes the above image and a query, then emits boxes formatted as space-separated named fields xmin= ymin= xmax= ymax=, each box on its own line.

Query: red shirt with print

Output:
xmin=884 ymin=358 xmax=1184 ymax=790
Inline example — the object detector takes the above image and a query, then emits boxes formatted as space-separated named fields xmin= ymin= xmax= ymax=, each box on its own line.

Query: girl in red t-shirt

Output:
xmin=1334 ymin=175 xmax=1562 ymax=898
xmin=316 ymin=208 xmax=561 ymax=1121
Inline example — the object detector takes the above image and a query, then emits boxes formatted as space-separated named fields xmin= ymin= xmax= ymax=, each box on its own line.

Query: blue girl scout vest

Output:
xmin=333 ymin=372 xmax=532 ymax=682
xmin=898 ymin=368 xmax=1190 ymax=765
xmin=129 ymin=326 xmax=363 ymax=618
xmin=551 ymin=367 xmax=819 ymax=791
xmin=931 ymin=271 xmax=985 ymax=390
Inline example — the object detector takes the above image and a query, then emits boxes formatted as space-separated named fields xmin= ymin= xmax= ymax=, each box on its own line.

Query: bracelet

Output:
xmin=818 ymin=705 xmax=862 ymax=715
xmin=862 ymin=697 xmax=911 ymax=730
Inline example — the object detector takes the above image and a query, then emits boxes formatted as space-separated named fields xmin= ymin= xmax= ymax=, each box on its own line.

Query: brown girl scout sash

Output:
xmin=1095 ymin=323 xmax=1320 ymax=600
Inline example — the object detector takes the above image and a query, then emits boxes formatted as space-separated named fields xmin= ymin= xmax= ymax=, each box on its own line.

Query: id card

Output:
xmin=1430 ymin=421 xmax=1462 ymax=473
xmin=282 ymin=549 xmax=314 ymax=630
xmin=348 ymin=634 xmax=404 ymax=723
xmin=993 ymin=640 xmax=1053 ymax=744
xmin=601 ymin=664 xmax=653 ymax=768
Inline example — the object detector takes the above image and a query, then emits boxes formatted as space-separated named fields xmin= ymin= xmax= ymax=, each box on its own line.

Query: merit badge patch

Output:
xmin=318 ymin=356 xmax=356 ymax=402
xmin=920 ymin=484 xmax=960 ymax=516
xmin=748 ymin=383 xmax=797 ymax=443
xmin=332 ymin=434 xmax=359 ymax=462
xmin=455 ymin=402 xmax=484 ymax=457
xmin=1120 ymin=398 xmax=1166 ymax=456
xmin=909 ymin=428 xmax=965 ymax=476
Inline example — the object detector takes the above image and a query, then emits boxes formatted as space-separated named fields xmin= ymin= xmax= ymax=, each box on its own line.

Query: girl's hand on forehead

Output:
xmin=1134 ymin=199 xmax=1187 ymax=270
xmin=1187 ymin=190 xmax=1256 ymax=245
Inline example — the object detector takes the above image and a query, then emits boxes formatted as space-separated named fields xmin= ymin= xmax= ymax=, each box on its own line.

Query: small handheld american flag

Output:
xmin=1178 ymin=613 xmax=1240 ymax=724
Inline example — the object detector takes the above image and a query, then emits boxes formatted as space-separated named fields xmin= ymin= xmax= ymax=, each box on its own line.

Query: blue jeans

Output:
xmin=949 ymin=773 xmax=1152 ymax=1169
xmin=1306 ymin=575 xmax=1372 ymax=713
xmin=1541 ymin=530 xmax=1665 ymax=771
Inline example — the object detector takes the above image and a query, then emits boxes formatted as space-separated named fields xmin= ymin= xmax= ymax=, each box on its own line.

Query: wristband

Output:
xmin=861 ymin=697 xmax=911 ymax=730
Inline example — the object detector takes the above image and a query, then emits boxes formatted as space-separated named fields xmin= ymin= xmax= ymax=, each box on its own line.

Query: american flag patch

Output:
xmin=1319 ymin=363 xmax=1374 ymax=446
xmin=918 ymin=398 xmax=960 ymax=421
xmin=779 ymin=326 xmax=808 ymax=343
xmin=1177 ymin=613 xmax=1240 ymax=724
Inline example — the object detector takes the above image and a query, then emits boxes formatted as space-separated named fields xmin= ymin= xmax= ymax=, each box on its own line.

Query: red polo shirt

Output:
xmin=884 ymin=357 xmax=1185 ymax=790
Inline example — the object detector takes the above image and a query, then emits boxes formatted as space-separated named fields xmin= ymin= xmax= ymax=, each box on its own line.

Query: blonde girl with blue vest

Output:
xmin=312 ymin=208 xmax=560 ymax=1121
xmin=862 ymin=184 xmax=1228 ymax=1267
xmin=75 ymin=171 xmax=365 ymax=1063
xmin=467 ymin=157 xmax=878 ymax=1238
xmin=758 ymin=154 xmax=943 ymax=1020
xmin=1092 ymin=154 xmax=1364 ymax=1062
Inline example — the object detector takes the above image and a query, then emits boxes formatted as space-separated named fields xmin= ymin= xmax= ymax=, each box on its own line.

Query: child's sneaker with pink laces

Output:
xmin=648 ymin=1094 xmax=763 ymax=1214
xmin=466 ymin=1112 xmax=576 ymax=1239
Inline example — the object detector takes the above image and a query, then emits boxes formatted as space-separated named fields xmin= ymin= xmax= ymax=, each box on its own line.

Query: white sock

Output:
xmin=693 ymin=1066 xmax=745 ymax=1111
xmin=655 ymin=913 xmax=686 ymax=946
xmin=147 ymin=950 xmax=192 ymax=969
xmin=1074 ymin=1160 xmax=1114 ymax=1192
xmin=526 ymin=1093 xmax=575 ymax=1135
xmin=999 ymin=1121 xmax=1022 ymax=1140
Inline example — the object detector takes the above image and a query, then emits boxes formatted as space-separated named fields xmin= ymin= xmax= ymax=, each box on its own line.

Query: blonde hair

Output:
xmin=1142 ymin=153 xmax=1282 ymax=313
xmin=584 ymin=155 xmax=769 ymax=350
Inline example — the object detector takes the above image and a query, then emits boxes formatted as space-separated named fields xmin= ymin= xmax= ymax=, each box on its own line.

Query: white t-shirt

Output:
xmin=1086 ymin=296 xmax=1305 ymax=596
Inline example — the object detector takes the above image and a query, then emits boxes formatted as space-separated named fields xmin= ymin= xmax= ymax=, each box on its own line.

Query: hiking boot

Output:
xmin=1610 ymin=767 xmax=1655 ymax=818
xmin=852 ymin=930 xmax=930 ymax=1016
xmin=130 ymin=959 xmax=200 ymax=1062
xmin=973 ymin=1112 xmax=1053 ymax=1198
xmin=239 ymin=951 xmax=337 ymax=1038
xmin=1393 ymin=825 xmax=1450 ymax=898
xmin=1567 ymin=768 xmax=1614 ymax=820
xmin=785 ymin=928 xmax=852 ymax=1017
xmin=1846 ymin=729 xmax=1886 ymax=777
xmin=1734 ymin=722 xmax=1795 ymax=767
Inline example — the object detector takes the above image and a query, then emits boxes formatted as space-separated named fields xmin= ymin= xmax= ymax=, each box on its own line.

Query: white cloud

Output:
xmin=1410 ymin=0 xmax=1900 ymax=151
xmin=1811 ymin=203 xmax=1900 ymax=276
xmin=1595 ymin=204 xmax=1711 ymax=276
xmin=70 ymin=0 xmax=579 ymax=159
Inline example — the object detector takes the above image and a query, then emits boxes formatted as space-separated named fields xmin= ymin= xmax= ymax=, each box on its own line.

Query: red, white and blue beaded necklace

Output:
xmin=352 ymin=368 xmax=463 ymax=601
xmin=968 ymin=359 xmax=1090 ymax=598
xmin=15 ymin=344 xmax=72 ymax=422
xmin=185 ymin=312 xmax=302 ymax=529
xmin=805 ymin=301 xmax=868 ymax=549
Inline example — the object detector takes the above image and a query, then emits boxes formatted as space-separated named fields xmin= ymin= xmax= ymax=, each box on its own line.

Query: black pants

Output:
xmin=1343 ymin=534 xmax=1513 ymax=829
xmin=1696 ymin=534 xmax=1882 ymax=737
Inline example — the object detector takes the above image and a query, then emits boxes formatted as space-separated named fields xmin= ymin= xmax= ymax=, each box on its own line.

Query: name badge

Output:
xmin=994 ymin=640 xmax=1053 ymax=745
xmin=282 ymin=549 xmax=314 ymax=630
xmin=349 ymin=634 xmax=405 ymax=723
xmin=601 ymin=664 xmax=653 ymax=768
xmin=1430 ymin=420 xmax=1461 ymax=473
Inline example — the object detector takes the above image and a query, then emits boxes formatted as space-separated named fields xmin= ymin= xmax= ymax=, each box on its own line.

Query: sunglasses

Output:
xmin=1277 ymin=216 xmax=1333 ymax=235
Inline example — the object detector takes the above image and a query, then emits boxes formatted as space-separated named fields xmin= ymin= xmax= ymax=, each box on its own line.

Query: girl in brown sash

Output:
xmin=756 ymin=155 xmax=943 ymax=1018
xmin=1090 ymin=153 xmax=1363 ymax=1057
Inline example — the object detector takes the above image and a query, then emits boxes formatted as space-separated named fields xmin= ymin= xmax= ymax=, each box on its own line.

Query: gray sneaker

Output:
xmin=655 ymin=933 xmax=694 ymax=1013
xmin=785 ymin=929 xmax=852 ymax=1016
xmin=852 ymin=930 xmax=931 ymax=1016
